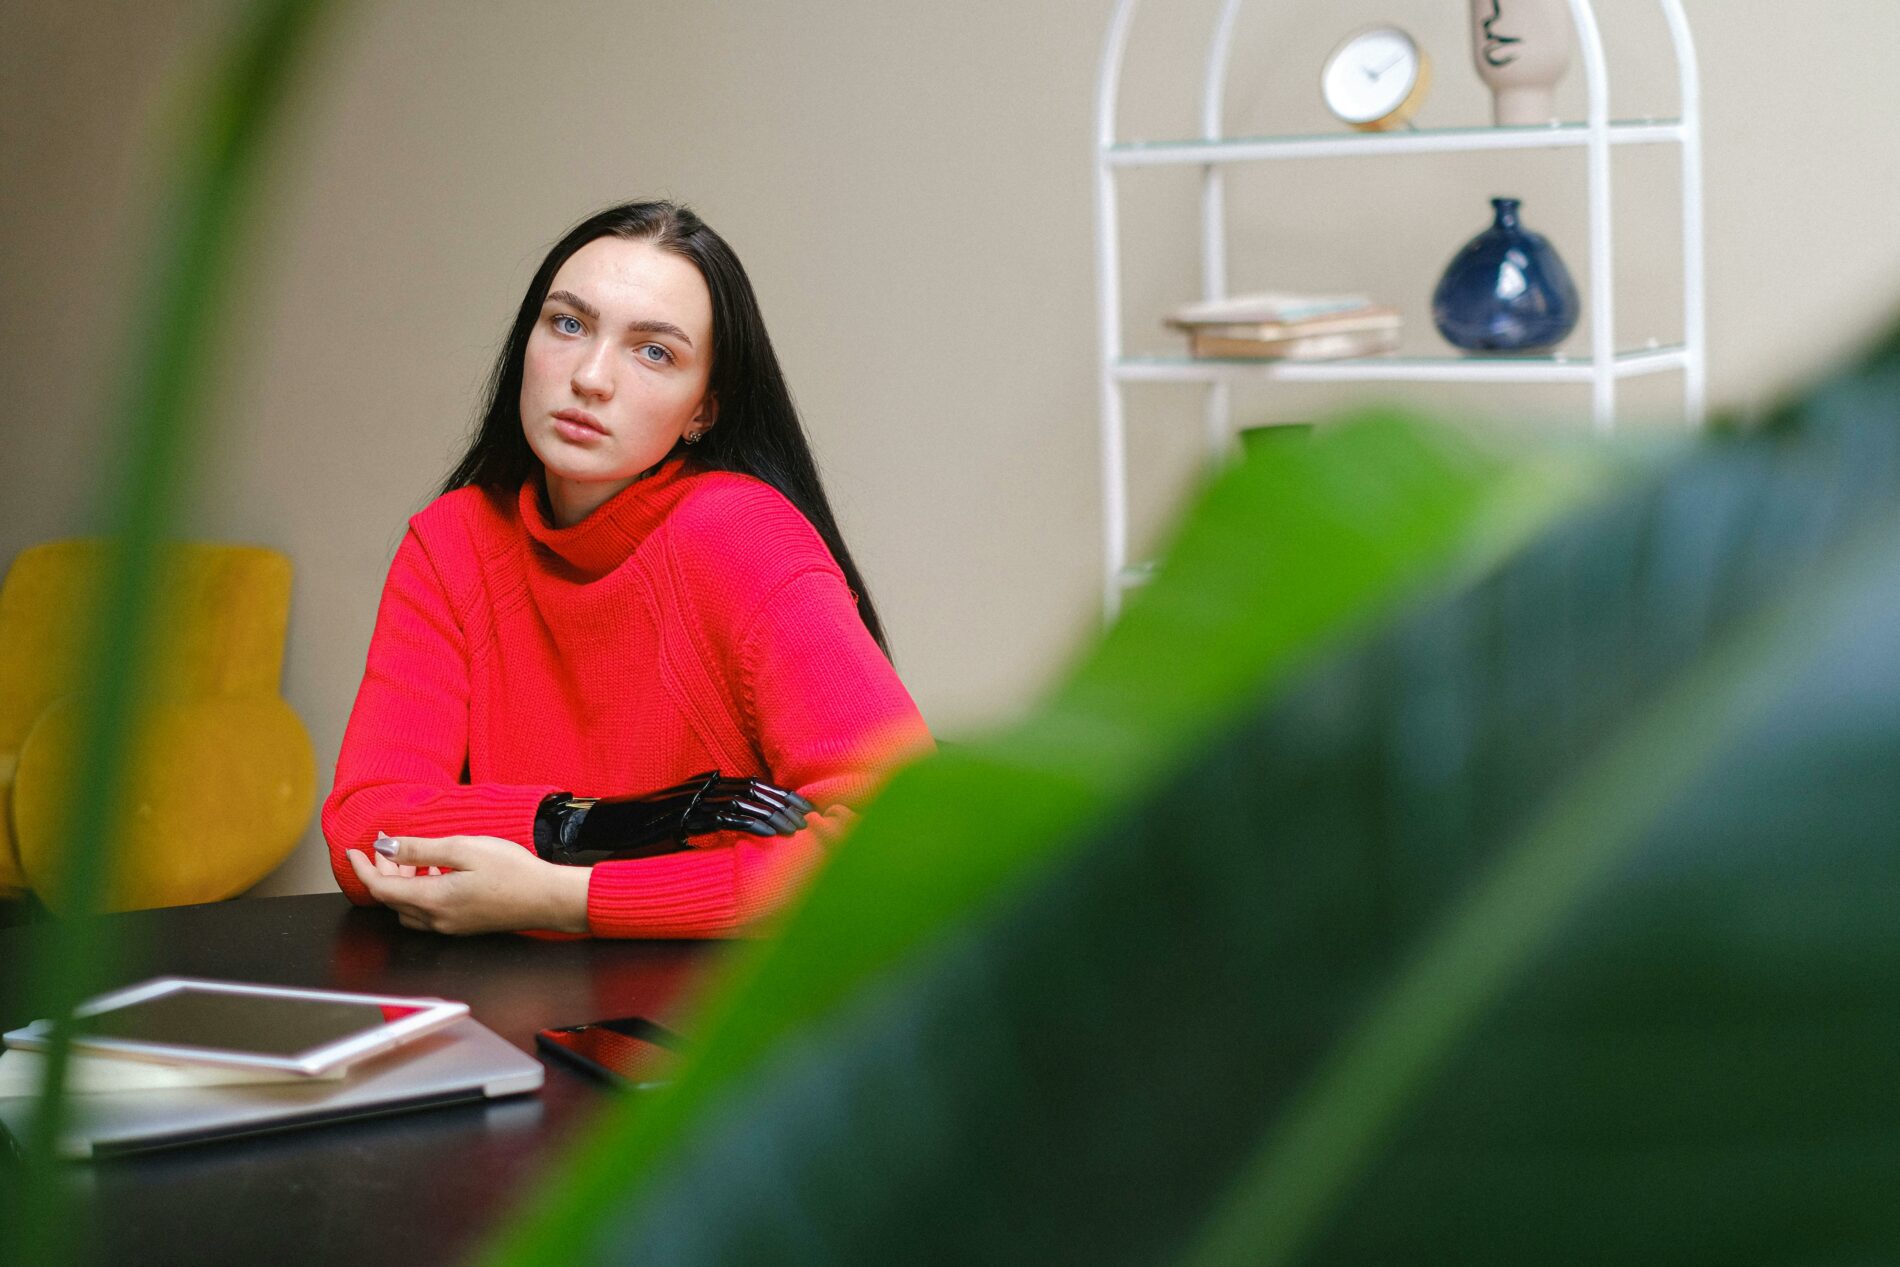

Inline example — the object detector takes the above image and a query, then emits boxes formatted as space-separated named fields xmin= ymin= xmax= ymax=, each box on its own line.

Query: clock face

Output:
xmin=1321 ymin=28 xmax=1422 ymax=125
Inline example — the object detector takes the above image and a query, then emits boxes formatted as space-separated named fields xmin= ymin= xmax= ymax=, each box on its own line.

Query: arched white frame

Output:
xmin=1093 ymin=0 xmax=1705 ymax=618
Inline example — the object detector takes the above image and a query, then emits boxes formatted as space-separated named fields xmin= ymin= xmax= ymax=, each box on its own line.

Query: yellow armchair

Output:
xmin=0 ymin=541 xmax=316 ymax=911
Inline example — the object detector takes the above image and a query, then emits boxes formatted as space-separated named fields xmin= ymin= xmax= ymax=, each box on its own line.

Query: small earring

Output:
xmin=684 ymin=429 xmax=705 ymax=445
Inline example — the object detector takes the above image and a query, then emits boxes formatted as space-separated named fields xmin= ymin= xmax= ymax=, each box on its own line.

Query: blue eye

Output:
xmin=638 ymin=343 xmax=672 ymax=364
xmin=552 ymin=313 xmax=583 ymax=335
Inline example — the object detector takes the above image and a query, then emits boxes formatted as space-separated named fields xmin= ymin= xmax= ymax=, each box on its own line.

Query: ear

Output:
xmin=693 ymin=392 xmax=719 ymax=426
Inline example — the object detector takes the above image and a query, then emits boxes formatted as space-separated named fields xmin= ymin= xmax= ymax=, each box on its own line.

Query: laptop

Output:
xmin=0 ymin=1017 xmax=543 ymax=1159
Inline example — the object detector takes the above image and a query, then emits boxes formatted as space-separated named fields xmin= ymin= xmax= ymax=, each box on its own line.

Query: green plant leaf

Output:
xmin=484 ymin=412 xmax=1606 ymax=1265
xmin=1 ymin=5 xmax=339 ymax=1263
xmin=1187 ymin=427 xmax=1900 ymax=1265
xmin=492 ymin=322 xmax=1900 ymax=1262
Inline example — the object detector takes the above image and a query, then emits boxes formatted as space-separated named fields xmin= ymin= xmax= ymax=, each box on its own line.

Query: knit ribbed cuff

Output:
xmin=326 ymin=782 xmax=562 ymax=904
xmin=586 ymin=849 xmax=741 ymax=939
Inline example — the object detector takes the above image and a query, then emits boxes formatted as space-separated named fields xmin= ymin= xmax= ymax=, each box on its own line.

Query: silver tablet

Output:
xmin=0 ymin=1018 xmax=544 ymax=1159
xmin=3 ymin=977 xmax=469 ymax=1076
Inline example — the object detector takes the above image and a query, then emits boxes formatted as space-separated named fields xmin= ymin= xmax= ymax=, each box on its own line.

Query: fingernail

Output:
xmin=374 ymin=832 xmax=399 ymax=859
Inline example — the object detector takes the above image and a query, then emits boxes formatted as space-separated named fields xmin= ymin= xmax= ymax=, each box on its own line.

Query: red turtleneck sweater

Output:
xmin=321 ymin=457 xmax=933 ymax=938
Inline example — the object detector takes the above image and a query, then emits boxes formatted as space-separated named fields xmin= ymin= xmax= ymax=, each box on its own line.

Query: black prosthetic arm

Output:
xmin=533 ymin=770 xmax=818 ymax=865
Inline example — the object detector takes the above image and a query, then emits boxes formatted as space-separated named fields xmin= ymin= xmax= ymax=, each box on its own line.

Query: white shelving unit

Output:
xmin=1093 ymin=0 xmax=1705 ymax=617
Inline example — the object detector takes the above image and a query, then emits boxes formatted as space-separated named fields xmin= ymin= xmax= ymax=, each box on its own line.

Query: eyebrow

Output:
xmin=543 ymin=289 xmax=695 ymax=348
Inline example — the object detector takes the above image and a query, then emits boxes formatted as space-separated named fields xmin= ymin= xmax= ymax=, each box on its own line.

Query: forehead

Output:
xmin=548 ymin=237 xmax=712 ymax=339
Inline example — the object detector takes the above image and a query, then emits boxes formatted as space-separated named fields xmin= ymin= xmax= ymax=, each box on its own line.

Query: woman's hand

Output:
xmin=346 ymin=835 xmax=591 ymax=935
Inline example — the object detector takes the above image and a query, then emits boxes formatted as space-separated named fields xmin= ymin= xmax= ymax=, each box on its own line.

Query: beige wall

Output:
xmin=4 ymin=0 xmax=1898 ymax=898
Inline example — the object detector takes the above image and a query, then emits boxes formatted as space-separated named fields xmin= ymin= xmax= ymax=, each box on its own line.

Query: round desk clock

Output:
xmin=1321 ymin=26 xmax=1432 ymax=132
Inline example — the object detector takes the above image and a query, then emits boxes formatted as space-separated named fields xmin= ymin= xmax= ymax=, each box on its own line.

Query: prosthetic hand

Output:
xmin=533 ymin=770 xmax=817 ymax=865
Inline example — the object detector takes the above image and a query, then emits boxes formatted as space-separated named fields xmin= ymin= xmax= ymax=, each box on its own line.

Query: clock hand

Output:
xmin=1367 ymin=53 xmax=1407 ymax=80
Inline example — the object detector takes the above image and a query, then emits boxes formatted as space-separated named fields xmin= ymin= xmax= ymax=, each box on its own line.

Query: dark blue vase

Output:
xmin=1432 ymin=197 xmax=1579 ymax=353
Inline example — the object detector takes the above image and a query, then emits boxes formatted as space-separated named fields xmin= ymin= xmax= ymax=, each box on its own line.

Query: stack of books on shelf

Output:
xmin=1166 ymin=292 xmax=1401 ymax=361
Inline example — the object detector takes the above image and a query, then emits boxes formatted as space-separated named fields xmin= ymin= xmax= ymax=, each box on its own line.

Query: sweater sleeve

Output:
xmin=322 ymin=529 xmax=561 ymax=905
xmin=582 ymin=565 xmax=934 ymax=938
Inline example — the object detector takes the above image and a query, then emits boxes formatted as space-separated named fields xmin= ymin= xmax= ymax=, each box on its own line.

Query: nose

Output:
xmin=570 ymin=338 xmax=614 ymax=401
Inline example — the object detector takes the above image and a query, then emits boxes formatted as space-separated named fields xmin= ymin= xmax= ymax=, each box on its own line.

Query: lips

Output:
xmin=552 ymin=408 xmax=606 ymax=437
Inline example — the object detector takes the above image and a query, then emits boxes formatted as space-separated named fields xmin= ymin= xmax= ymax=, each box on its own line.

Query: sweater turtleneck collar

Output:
xmin=518 ymin=455 xmax=697 ymax=577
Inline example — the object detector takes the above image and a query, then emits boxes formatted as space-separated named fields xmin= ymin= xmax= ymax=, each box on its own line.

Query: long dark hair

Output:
xmin=442 ymin=201 xmax=889 ymax=656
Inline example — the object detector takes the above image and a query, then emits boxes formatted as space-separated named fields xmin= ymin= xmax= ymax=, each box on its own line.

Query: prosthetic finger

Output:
xmin=701 ymin=776 xmax=816 ymax=821
xmin=693 ymin=800 xmax=801 ymax=837
xmin=730 ymin=784 xmax=816 ymax=827
xmin=726 ymin=778 xmax=817 ymax=824
xmin=706 ymin=791 xmax=807 ymax=834
xmin=702 ymin=811 xmax=782 ymax=837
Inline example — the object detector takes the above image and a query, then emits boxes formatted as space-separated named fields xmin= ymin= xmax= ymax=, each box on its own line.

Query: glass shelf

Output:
xmin=1113 ymin=344 xmax=1688 ymax=385
xmin=1104 ymin=119 xmax=1684 ymax=167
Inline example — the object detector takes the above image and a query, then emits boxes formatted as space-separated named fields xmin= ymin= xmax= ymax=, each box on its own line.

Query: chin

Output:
xmin=527 ymin=440 xmax=606 ymax=482
xmin=542 ymin=453 xmax=673 ymax=496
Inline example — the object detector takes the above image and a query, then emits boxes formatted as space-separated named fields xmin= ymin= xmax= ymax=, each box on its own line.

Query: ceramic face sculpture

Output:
xmin=1469 ymin=0 xmax=1573 ymax=126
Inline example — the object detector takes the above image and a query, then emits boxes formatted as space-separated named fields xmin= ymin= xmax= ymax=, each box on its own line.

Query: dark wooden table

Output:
xmin=0 ymin=894 xmax=724 ymax=1266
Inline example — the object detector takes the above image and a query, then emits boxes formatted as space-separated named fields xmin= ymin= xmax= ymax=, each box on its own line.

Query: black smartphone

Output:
xmin=534 ymin=1015 xmax=686 ymax=1089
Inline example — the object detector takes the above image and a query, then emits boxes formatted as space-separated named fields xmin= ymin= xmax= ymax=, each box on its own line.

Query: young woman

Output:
xmin=323 ymin=201 xmax=932 ymax=937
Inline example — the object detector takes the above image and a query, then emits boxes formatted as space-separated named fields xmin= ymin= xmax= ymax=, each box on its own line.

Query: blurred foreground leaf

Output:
xmin=1 ymin=3 xmax=337 ymax=1264
xmin=486 ymin=413 xmax=1607 ymax=1264
xmin=491 ymin=313 xmax=1900 ymax=1263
